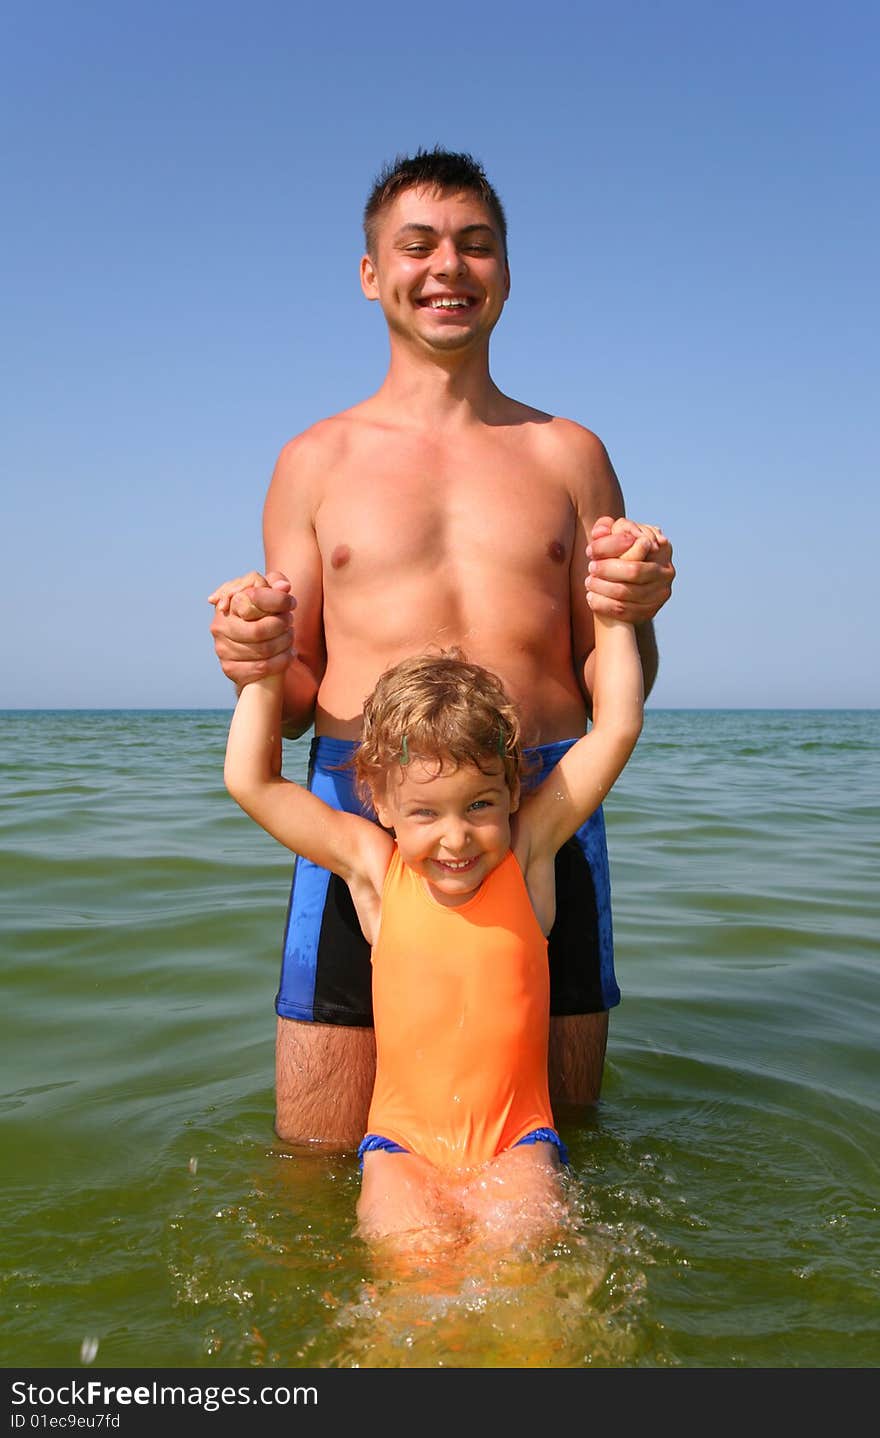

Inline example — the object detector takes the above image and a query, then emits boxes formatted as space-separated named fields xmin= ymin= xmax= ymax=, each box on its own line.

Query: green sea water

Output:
xmin=1 ymin=708 xmax=877 ymax=1370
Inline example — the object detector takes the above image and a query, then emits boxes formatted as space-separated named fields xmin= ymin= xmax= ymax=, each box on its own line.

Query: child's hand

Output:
xmin=208 ymin=571 xmax=291 ymax=616
xmin=590 ymin=516 xmax=666 ymax=557
xmin=585 ymin=517 xmax=674 ymax=619
xmin=610 ymin=519 xmax=667 ymax=562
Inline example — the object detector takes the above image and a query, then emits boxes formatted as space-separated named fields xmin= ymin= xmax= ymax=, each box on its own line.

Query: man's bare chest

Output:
xmin=314 ymin=460 xmax=578 ymax=579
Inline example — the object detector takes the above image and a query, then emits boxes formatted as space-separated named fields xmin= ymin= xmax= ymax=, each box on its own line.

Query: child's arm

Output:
xmin=223 ymin=671 xmax=389 ymax=890
xmin=519 ymin=527 xmax=654 ymax=861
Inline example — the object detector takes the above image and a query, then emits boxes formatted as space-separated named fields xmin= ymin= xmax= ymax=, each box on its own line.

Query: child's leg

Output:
xmin=459 ymin=1140 xmax=568 ymax=1251
xmin=357 ymin=1151 xmax=465 ymax=1254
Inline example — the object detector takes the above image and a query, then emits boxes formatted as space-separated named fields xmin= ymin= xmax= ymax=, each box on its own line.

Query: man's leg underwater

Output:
xmin=548 ymin=1011 xmax=609 ymax=1110
xmin=275 ymin=1017 xmax=376 ymax=1149
xmin=532 ymin=741 xmax=618 ymax=1112
xmin=274 ymin=737 xmax=377 ymax=1149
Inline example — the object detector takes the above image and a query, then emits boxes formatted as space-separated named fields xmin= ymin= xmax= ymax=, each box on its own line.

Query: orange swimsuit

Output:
xmin=365 ymin=847 xmax=556 ymax=1169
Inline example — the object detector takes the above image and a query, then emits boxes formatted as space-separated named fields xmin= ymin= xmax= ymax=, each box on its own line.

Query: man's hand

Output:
xmin=585 ymin=516 xmax=675 ymax=622
xmin=208 ymin=570 xmax=295 ymax=688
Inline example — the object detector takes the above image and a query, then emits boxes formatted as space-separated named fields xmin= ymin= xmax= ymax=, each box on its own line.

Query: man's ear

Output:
xmin=360 ymin=253 xmax=379 ymax=301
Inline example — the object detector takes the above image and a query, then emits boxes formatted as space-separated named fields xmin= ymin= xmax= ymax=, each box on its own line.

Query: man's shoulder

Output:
xmin=274 ymin=409 xmax=362 ymax=470
xmin=509 ymin=409 xmax=609 ymax=473
xmin=523 ymin=413 xmax=622 ymax=512
xmin=537 ymin=414 xmax=610 ymax=464
xmin=497 ymin=393 xmax=605 ymax=453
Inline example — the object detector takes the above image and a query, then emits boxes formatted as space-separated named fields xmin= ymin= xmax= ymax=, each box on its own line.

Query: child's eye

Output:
xmin=469 ymin=800 xmax=491 ymax=812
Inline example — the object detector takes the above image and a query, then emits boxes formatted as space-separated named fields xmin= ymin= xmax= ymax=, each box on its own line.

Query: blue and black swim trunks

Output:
xmin=276 ymin=736 xmax=619 ymax=1027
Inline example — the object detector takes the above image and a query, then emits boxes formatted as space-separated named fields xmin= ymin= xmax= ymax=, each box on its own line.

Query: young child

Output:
xmin=216 ymin=522 xmax=657 ymax=1252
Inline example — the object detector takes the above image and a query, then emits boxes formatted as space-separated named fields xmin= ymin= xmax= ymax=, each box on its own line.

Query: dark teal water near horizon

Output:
xmin=1 ymin=708 xmax=877 ymax=1369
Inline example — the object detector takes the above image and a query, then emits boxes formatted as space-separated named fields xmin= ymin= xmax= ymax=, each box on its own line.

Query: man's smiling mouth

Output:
xmin=417 ymin=296 xmax=477 ymax=310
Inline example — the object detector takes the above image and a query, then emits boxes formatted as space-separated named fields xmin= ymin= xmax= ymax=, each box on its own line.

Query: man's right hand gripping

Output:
xmin=208 ymin=571 xmax=296 ymax=691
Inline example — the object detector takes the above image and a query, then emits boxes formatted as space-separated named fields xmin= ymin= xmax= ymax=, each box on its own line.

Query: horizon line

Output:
xmin=2 ymin=706 xmax=878 ymax=715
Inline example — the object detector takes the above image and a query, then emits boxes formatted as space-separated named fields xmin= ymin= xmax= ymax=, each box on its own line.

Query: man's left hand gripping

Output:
xmin=585 ymin=517 xmax=675 ymax=623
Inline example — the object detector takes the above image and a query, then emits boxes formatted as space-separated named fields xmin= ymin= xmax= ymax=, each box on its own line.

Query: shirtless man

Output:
xmin=209 ymin=149 xmax=675 ymax=1149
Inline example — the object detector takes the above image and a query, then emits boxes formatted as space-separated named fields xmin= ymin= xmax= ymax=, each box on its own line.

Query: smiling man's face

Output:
xmin=360 ymin=185 xmax=510 ymax=353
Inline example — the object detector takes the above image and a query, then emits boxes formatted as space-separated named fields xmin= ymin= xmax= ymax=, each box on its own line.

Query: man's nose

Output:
xmin=433 ymin=240 xmax=466 ymax=278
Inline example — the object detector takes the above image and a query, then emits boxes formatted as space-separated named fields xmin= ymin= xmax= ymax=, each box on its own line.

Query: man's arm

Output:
xmin=566 ymin=429 xmax=674 ymax=712
xmin=588 ymin=514 xmax=669 ymax=699
xmin=209 ymin=436 xmax=327 ymax=739
xmin=634 ymin=616 xmax=660 ymax=701
xmin=262 ymin=436 xmax=328 ymax=737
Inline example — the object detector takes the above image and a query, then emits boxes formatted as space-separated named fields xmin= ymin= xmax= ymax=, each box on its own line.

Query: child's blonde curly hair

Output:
xmin=353 ymin=649 xmax=524 ymax=804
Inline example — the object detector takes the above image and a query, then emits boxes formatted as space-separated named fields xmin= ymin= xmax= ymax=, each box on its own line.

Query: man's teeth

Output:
xmin=428 ymin=298 xmax=470 ymax=308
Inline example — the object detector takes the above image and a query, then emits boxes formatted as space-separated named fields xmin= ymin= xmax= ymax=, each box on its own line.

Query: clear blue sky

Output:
xmin=3 ymin=0 xmax=877 ymax=708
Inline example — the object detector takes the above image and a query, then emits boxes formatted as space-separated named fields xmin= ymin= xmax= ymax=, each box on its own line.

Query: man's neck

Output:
xmin=371 ymin=340 xmax=506 ymax=429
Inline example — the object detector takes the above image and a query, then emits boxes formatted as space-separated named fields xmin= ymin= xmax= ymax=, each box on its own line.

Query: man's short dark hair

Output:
xmin=363 ymin=147 xmax=508 ymax=257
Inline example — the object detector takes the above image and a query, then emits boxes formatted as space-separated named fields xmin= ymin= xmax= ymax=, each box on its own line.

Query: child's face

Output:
xmin=373 ymin=757 xmax=519 ymax=908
